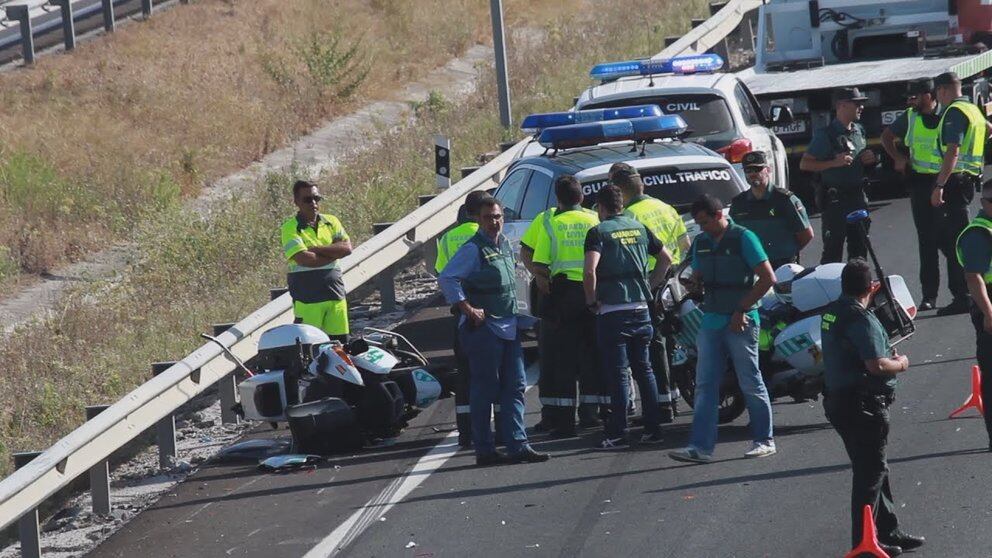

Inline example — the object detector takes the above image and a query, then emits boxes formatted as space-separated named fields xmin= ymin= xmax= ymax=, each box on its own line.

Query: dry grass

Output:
xmin=0 ymin=0 xmax=580 ymax=290
xmin=0 ymin=0 xmax=709 ymax=477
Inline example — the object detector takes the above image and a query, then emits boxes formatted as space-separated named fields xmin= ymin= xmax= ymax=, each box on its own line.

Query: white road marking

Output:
xmin=303 ymin=363 xmax=538 ymax=557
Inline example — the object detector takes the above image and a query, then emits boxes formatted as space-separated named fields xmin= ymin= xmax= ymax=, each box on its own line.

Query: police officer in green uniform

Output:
xmin=931 ymin=71 xmax=992 ymax=315
xmin=881 ymin=78 xmax=952 ymax=311
xmin=436 ymin=190 xmax=488 ymax=447
xmin=801 ymin=87 xmax=879 ymax=264
xmin=610 ymin=163 xmax=690 ymax=422
xmin=729 ymin=151 xmax=814 ymax=269
xmin=821 ymin=259 xmax=925 ymax=556
xmin=280 ymin=180 xmax=352 ymax=342
xmin=583 ymin=185 xmax=672 ymax=450
xmin=956 ymin=181 xmax=992 ymax=450
xmin=532 ymin=175 xmax=603 ymax=436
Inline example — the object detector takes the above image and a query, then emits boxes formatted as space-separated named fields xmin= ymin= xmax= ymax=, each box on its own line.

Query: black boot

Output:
xmin=578 ymin=404 xmax=602 ymax=428
xmin=549 ymin=407 xmax=576 ymax=438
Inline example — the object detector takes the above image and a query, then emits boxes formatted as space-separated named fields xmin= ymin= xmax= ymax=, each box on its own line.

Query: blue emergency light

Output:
xmin=589 ymin=53 xmax=724 ymax=81
xmin=537 ymin=115 xmax=687 ymax=150
xmin=520 ymin=104 xmax=663 ymax=132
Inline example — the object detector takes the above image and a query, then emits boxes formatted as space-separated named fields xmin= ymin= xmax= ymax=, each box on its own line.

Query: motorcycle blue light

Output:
xmin=537 ymin=115 xmax=687 ymax=150
xmin=589 ymin=53 xmax=724 ymax=81
xmin=520 ymin=104 xmax=663 ymax=132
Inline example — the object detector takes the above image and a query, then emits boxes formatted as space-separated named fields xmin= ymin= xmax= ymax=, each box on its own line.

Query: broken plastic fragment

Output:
xmin=218 ymin=438 xmax=292 ymax=462
xmin=406 ymin=541 xmax=417 ymax=549
xmin=258 ymin=454 xmax=322 ymax=472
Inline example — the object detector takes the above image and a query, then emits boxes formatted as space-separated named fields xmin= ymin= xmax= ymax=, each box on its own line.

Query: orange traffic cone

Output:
xmin=948 ymin=365 xmax=985 ymax=419
xmin=843 ymin=505 xmax=890 ymax=558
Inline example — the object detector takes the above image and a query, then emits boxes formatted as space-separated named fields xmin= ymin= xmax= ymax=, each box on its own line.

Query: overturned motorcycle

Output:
xmin=658 ymin=213 xmax=917 ymax=424
xmin=203 ymin=324 xmax=449 ymax=454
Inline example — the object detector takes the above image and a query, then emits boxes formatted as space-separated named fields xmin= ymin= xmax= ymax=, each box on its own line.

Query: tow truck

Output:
xmin=738 ymin=0 xmax=992 ymax=203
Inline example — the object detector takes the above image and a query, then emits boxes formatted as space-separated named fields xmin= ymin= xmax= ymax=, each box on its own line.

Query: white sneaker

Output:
xmin=744 ymin=441 xmax=777 ymax=458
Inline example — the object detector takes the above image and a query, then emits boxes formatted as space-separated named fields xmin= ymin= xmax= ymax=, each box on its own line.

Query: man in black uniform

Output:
xmin=800 ymin=87 xmax=878 ymax=263
xmin=821 ymin=259 xmax=924 ymax=556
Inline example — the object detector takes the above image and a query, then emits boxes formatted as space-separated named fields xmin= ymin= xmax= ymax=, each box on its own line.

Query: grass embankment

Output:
xmin=0 ymin=0 xmax=573 ymax=293
xmin=0 ymin=0 xmax=710 ymax=477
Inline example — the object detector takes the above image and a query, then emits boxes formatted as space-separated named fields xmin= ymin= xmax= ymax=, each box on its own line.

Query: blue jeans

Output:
xmin=459 ymin=323 xmax=529 ymax=457
xmin=689 ymin=320 xmax=773 ymax=454
xmin=596 ymin=308 xmax=660 ymax=438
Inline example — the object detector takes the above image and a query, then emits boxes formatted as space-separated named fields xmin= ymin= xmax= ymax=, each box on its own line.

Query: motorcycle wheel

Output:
xmin=671 ymin=358 xmax=746 ymax=425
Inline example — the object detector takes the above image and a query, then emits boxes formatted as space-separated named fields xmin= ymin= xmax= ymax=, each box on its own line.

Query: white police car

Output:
xmin=574 ymin=54 xmax=793 ymax=189
xmin=496 ymin=106 xmax=748 ymax=314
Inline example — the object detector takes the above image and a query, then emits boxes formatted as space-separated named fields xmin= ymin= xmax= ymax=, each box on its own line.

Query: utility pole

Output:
xmin=489 ymin=0 xmax=512 ymax=128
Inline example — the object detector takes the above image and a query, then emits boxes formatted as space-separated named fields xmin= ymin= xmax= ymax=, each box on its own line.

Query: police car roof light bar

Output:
xmin=536 ymin=115 xmax=688 ymax=150
xmin=589 ymin=53 xmax=724 ymax=82
xmin=520 ymin=105 xmax=663 ymax=133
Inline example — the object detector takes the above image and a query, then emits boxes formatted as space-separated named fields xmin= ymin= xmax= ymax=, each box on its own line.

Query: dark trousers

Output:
xmin=908 ymin=172 xmax=945 ymax=299
xmin=824 ymin=393 xmax=900 ymax=547
xmin=820 ymin=203 xmax=870 ymax=264
xmin=648 ymin=305 xmax=675 ymax=407
xmin=597 ymin=308 xmax=660 ymax=438
xmin=938 ymin=173 xmax=975 ymax=300
xmin=535 ymin=292 xmax=556 ymax=424
xmin=970 ymin=303 xmax=992 ymax=445
xmin=542 ymin=278 xmax=603 ymax=425
xmin=453 ymin=320 xmax=472 ymax=442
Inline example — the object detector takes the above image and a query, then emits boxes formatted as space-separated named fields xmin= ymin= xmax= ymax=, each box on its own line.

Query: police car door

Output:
xmin=733 ymin=82 xmax=789 ymax=188
xmin=493 ymin=164 xmax=555 ymax=315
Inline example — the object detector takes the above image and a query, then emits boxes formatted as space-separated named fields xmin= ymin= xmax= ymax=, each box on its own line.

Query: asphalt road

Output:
xmin=88 ymin=196 xmax=991 ymax=558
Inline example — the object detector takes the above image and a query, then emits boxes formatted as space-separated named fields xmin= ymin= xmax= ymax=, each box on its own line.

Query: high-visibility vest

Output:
xmin=541 ymin=206 xmax=598 ymax=281
xmin=435 ymin=222 xmax=479 ymax=272
xmin=903 ymin=108 xmax=942 ymax=174
xmin=624 ymin=194 xmax=687 ymax=268
xmin=280 ymin=213 xmax=349 ymax=303
xmin=937 ymin=100 xmax=986 ymax=176
xmin=956 ymin=214 xmax=992 ymax=284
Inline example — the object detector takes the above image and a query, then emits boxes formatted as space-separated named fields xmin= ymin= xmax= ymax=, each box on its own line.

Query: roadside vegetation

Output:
xmin=0 ymin=0 xmax=709 ymax=476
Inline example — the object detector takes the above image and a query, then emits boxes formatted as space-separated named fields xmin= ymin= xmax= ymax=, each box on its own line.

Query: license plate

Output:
xmin=881 ymin=110 xmax=904 ymax=126
xmin=772 ymin=120 xmax=806 ymax=136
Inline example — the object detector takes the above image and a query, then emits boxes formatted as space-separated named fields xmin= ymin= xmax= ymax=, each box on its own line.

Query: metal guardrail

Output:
xmin=0 ymin=0 xmax=763 ymax=552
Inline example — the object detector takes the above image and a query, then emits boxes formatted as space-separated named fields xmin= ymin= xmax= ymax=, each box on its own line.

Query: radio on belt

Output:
xmin=589 ymin=53 xmax=724 ymax=82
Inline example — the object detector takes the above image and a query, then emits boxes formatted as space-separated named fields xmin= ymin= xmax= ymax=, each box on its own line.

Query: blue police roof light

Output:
xmin=537 ymin=115 xmax=687 ymax=150
xmin=520 ymin=105 xmax=663 ymax=132
xmin=589 ymin=53 xmax=724 ymax=81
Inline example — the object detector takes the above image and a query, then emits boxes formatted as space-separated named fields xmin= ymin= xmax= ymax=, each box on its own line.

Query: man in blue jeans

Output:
xmin=583 ymin=185 xmax=673 ymax=450
xmin=438 ymin=196 xmax=551 ymax=466
xmin=670 ymin=194 xmax=777 ymax=463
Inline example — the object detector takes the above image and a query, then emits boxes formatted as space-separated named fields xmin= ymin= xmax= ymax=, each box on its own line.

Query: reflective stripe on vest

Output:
xmin=956 ymin=215 xmax=992 ymax=284
xmin=542 ymin=206 xmax=597 ymax=281
xmin=904 ymin=108 xmax=942 ymax=174
xmin=937 ymin=100 xmax=986 ymax=176
xmin=625 ymin=196 xmax=684 ymax=267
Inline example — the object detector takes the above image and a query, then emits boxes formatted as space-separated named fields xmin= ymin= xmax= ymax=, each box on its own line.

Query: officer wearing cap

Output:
xmin=931 ymin=71 xmax=992 ymax=315
xmin=820 ymin=258 xmax=925 ymax=555
xmin=729 ymin=151 xmax=814 ymax=269
xmin=801 ymin=87 xmax=879 ymax=264
xmin=881 ymin=78 xmax=954 ymax=312
xmin=956 ymin=180 xmax=992 ymax=451
xmin=531 ymin=175 xmax=603 ymax=436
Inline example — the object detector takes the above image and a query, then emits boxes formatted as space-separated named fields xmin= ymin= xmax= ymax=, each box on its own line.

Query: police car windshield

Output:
xmin=580 ymin=165 xmax=741 ymax=213
xmin=584 ymin=94 xmax=735 ymax=142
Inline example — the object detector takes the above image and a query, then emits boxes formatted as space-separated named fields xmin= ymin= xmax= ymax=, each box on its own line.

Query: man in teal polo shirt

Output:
xmin=670 ymin=194 xmax=777 ymax=463
xmin=730 ymin=151 xmax=813 ymax=269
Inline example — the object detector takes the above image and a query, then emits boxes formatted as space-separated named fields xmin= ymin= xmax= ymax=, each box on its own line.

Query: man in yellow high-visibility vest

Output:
xmin=931 ymin=71 xmax=992 ymax=316
xmin=280 ymin=180 xmax=352 ymax=342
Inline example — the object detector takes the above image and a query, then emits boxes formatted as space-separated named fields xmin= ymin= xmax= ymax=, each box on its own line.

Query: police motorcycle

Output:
xmin=205 ymin=323 xmax=445 ymax=453
xmin=657 ymin=211 xmax=917 ymax=423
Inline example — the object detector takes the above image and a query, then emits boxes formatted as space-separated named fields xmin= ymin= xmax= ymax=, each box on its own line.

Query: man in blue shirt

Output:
xmin=438 ymin=196 xmax=550 ymax=466
xmin=670 ymin=195 xmax=777 ymax=463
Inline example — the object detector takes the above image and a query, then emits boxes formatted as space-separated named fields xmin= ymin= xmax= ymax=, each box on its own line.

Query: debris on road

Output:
xmin=258 ymin=454 xmax=323 ymax=473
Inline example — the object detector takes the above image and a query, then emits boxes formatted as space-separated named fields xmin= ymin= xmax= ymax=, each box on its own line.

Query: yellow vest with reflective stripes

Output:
xmin=937 ymin=100 xmax=986 ymax=176
xmin=956 ymin=215 xmax=992 ymax=284
xmin=624 ymin=195 xmax=686 ymax=268
xmin=435 ymin=222 xmax=479 ymax=272
xmin=903 ymin=108 xmax=941 ymax=174
xmin=540 ymin=206 xmax=598 ymax=282
xmin=280 ymin=213 xmax=348 ymax=273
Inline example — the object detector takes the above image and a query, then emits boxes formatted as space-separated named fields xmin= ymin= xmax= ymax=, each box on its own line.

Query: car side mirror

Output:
xmin=769 ymin=105 xmax=794 ymax=126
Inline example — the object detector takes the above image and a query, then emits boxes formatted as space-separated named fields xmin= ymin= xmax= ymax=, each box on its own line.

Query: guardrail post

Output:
xmin=434 ymin=135 xmax=451 ymax=190
xmin=418 ymin=194 xmax=437 ymax=206
xmin=498 ymin=141 xmax=517 ymax=153
xmin=151 ymin=362 xmax=177 ymax=469
xmin=461 ymin=166 xmax=480 ymax=179
xmin=212 ymin=323 xmax=240 ymax=425
xmin=52 ymin=0 xmax=76 ymax=51
xmin=101 ymin=0 xmax=115 ymax=33
xmin=270 ymin=287 xmax=288 ymax=301
xmin=13 ymin=452 xmax=42 ymax=558
xmin=709 ymin=2 xmax=727 ymax=16
xmin=85 ymin=405 xmax=112 ymax=515
xmin=5 ymin=5 xmax=34 ymax=66
xmin=141 ymin=0 xmax=153 ymax=18
xmin=664 ymin=35 xmax=680 ymax=47
xmin=691 ymin=17 xmax=706 ymax=29
xmin=371 ymin=223 xmax=397 ymax=313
